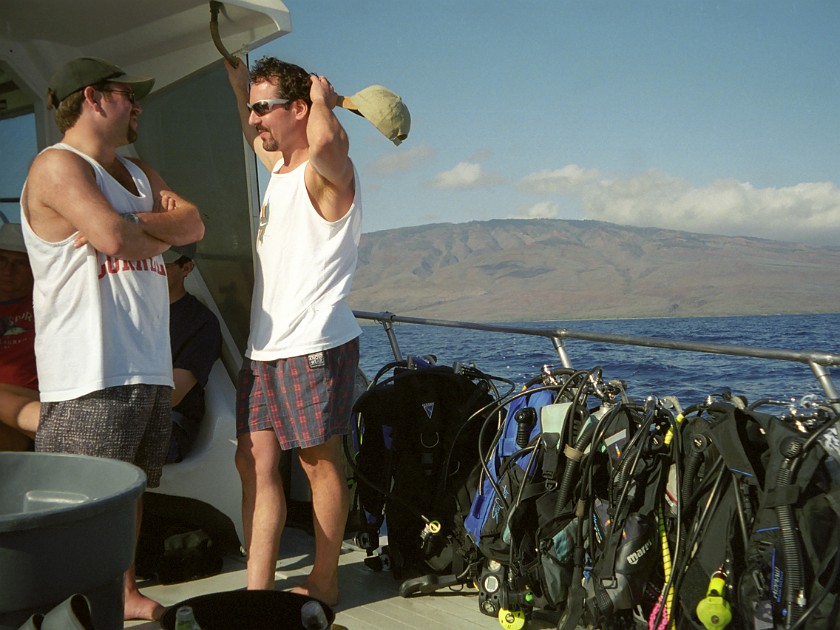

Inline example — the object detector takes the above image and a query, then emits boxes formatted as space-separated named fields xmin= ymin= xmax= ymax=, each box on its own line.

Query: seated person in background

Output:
xmin=164 ymin=243 xmax=222 ymax=463
xmin=0 ymin=239 xmax=222 ymax=457
xmin=0 ymin=223 xmax=39 ymax=450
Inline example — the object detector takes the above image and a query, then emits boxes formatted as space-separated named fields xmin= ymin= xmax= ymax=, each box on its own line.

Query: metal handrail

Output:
xmin=353 ymin=310 xmax=840 ymax=401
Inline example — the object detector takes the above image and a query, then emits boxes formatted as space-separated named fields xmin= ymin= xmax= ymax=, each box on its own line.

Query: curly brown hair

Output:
xmin=250 ymin=56 xmax=312 ymax=107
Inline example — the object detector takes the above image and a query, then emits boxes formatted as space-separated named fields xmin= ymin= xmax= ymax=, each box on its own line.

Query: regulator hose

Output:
xmin=776 ymin=438 xmax=806 ymax=628
xmin=552 ymin=410 xmax=603 ymax=519
xmin=681 ymin=455 xmax=702 ymax=502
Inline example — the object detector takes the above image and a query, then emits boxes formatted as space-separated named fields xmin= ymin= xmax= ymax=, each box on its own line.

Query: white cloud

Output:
xmin=429 ymin=161 xmax=504 ymax=189
xmin=367 ymin=145 xmax=434 ymax=175
xmin=519 ymin=165 xmax=602 ymax=194
xmin=515 ymin=200 xmax=560 ymax=219
xmin=519 ymin=165 xmax=840 ymax=245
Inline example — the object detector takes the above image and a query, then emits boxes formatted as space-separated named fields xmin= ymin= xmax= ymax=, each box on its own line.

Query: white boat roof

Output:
xmin=0 ymin=0 xmax=291 ymax=120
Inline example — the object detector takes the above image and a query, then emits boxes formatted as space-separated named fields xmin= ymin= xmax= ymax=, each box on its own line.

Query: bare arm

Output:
xmin=224 ymin=57 xmax=279 ymax=172
xmin=0 ymin=384 xmax=39 ymax=438
xmin=132 ymin=160 xmax=205 ymax=247
xmin=25 ymin=149 xmax=171 ymax=260
xmin=305 ymin=75 xmax=355 ymax=222
xmin=171 ymin=368 xmax=198 ymax=407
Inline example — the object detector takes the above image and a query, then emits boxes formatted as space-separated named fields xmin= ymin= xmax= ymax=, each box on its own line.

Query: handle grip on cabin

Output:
xmin=210 ymin=2 xmax=239 ymax=68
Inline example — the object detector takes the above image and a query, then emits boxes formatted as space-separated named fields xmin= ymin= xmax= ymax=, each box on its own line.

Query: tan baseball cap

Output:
xmin=47 ymin=57 xmax=155 ymax=108
xmin=343 ymin=85 xmax=411 ymax=146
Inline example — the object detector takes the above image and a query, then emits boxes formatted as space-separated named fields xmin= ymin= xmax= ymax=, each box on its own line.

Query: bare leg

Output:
xmin=291 ymin=435 xmax=349 ymax=606
xmin=123 ymin=497 xmax=164 ymax=620
xmin=236 ymin=429 xmax=285 ymax=589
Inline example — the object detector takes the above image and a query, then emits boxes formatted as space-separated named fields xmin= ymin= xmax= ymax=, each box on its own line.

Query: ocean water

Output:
xmin=357 ymin=312 xmax=840 ymax=409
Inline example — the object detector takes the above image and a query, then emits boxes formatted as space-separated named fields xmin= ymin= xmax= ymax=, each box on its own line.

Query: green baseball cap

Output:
xmin=47 ymin=57 xmax=155 ymax=108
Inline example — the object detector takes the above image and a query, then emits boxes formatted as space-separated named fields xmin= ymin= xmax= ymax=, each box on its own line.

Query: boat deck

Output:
xmin=125 ymin=524 xmax=561 ymax=630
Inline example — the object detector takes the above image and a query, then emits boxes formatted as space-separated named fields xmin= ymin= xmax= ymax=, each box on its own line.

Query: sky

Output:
xmin=3 ymin=1 xmax=840 ymax=246
xmin=252 ymin=1 xmax=840 ymax=245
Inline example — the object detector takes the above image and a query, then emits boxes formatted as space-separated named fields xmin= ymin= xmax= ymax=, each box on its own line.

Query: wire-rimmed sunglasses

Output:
xmin=100 ymin=88 xmax=136 ymax=104
xmin=246 ymin=98 xmax=290 ymax=116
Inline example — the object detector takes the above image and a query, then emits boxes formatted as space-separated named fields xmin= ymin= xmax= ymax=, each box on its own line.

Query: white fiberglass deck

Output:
xmin=124 ymin=525 xmax=561 ymax=630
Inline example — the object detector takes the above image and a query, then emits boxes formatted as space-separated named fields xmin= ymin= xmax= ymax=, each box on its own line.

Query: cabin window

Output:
xmin=0 ymin=113 xmax=36 ymax=223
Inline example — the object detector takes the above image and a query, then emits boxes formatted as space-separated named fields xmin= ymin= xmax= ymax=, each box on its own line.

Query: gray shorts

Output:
xmin=36 ymin=384 xmax=172 ymax=488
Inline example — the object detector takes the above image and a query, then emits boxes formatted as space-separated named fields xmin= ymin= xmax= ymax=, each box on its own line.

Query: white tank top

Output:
xmin=247 ymin=160 xmax=362 ymax=360
xmin=20 ymin=143 xmax=172 ymax=402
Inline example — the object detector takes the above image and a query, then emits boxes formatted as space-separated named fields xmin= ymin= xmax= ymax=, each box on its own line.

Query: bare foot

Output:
xmin=290 ymin=580 xmax=339 ymax=608
xmin=123 ymin=591 xmax=165 ymax=621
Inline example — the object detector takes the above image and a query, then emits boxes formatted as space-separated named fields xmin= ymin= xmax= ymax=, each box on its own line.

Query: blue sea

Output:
xmin=357 ymin=313 xmax=840 ymax=409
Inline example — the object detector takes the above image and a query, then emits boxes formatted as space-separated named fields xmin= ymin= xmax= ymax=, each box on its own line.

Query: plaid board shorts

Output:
xmin=36 ymin=384 xmax=172 ymax=488
xmin=236 ymin=337 xmax=359 ymax=450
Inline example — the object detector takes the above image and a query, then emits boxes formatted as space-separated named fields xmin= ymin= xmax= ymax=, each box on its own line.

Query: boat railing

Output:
xmin=353 ymin=310 xmax=840 ymax=403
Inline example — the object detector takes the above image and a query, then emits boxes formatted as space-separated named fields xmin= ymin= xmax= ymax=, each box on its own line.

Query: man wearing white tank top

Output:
xmin=20 ymin=57 xmax=204 ymax=622
xmin=225 ymin=56 xmax=361 ymax=606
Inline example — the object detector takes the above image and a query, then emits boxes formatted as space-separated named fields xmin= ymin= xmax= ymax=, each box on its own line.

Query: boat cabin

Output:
xmin=1 ymin=0 xmax=297 ymax=547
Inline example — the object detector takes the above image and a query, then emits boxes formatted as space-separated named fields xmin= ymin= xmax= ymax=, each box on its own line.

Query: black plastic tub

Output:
xmin=161 ymin=590 xmax=336 ymax=629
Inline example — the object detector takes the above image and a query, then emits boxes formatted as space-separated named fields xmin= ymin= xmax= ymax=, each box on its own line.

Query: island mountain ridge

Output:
xmin=347 ymin=218 xmax=840 ymax=322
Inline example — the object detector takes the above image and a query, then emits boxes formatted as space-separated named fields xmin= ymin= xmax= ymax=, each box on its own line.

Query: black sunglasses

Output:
xmin=246 ymin=98 xmax=290 ymax=116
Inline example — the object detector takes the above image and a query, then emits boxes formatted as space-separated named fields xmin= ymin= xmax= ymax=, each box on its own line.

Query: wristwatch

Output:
xmin=123 ymin=212 xmax=141 ymax=224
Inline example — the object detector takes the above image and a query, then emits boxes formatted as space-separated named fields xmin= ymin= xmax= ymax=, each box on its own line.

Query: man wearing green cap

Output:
xmin=225 ymin=56 xmax=361 ymax=606
xmin=20 ymin=56 xmax=204 ymax=621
